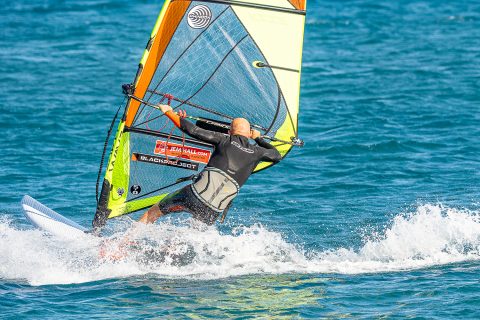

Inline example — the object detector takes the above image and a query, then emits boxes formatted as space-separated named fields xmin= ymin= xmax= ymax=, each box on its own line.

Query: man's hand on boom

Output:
xmin=158 ymin=104 xmax=187 ymax=117
xmin=250 ymin=129 xmax=261 ymax=139
xmin=158 ymin=104 xmax=173 ymax=113
xmin=177 ymin=110 xmax=187 ymax=118
xmin=157 ymin=104 xmax=187 ymax=128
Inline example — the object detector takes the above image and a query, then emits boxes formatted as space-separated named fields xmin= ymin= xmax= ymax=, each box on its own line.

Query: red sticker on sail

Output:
xmin=154 ymin=141 xmax=211 ymax=164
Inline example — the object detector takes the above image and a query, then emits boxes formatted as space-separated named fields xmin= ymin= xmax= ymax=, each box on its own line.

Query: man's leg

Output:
xmin=138 ymin=188 xmax=187 ymax=224
xmin=138 ymin=204 xmax=165 ymax=224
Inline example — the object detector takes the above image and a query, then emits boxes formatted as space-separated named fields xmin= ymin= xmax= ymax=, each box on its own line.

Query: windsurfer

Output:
xmin=138 ymin=104 xmax=282 ymax=225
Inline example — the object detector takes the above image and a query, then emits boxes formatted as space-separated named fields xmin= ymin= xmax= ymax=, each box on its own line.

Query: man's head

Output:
xmin=230 ymin=118 xmax=251 ymax=138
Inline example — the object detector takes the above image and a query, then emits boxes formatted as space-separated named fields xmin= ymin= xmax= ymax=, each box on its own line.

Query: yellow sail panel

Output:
xmin=105 ymin=129 xmax=130 ymax=218
xmin=232 ymin=7 xmax=305 ymax=108
xmin=229 ymin=3 xmax=307 ymax=171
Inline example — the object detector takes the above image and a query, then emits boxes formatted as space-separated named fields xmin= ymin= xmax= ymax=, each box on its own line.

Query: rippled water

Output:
xmin=1 ymin=0 xmax=480 ymax=318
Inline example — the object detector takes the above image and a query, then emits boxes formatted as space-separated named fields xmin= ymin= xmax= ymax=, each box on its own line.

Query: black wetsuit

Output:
xmin=158 ymin=118 xmax=282 ymax=224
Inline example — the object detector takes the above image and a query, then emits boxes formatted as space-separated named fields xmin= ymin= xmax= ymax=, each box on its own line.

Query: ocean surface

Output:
xmin=1 ymin=0 xmax=480 ymax=318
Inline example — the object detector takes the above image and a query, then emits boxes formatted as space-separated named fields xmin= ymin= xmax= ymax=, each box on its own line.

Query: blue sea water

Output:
xmin=1 ymin=0 xmax=480 ymax=318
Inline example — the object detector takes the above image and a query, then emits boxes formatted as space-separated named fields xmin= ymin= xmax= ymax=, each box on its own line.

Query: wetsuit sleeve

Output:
xmin=255 ymin=137 xmax=276 ymax=149
xmin=179 ymin=117 xmax=224 ymax=145
xmin=255 ymin=137 xmax=282 ymax=163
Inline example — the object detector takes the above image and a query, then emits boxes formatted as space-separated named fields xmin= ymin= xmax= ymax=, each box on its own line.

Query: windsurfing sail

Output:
xmin=93 ymin=0 xmax=308 ymax=229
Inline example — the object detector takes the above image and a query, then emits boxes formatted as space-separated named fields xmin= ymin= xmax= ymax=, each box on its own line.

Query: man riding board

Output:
xmin=138 ymin=104 xmax=282 ymax=225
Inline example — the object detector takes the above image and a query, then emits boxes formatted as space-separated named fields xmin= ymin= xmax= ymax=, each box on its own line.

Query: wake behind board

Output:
xmin=21 ymin=195 xmax=88 ymax=238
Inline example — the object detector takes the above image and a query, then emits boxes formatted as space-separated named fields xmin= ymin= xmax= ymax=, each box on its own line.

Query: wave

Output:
xmin=1 ymin=204 xmax=479 ymax=286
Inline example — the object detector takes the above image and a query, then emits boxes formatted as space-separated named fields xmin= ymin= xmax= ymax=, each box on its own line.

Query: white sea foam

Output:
xmin=1 ymin=204 xmax=480 ymax=286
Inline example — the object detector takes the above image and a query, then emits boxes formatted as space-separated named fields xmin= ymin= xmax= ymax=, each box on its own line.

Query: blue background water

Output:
xmin=1 ymin=0 xmax=480 ymax=318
